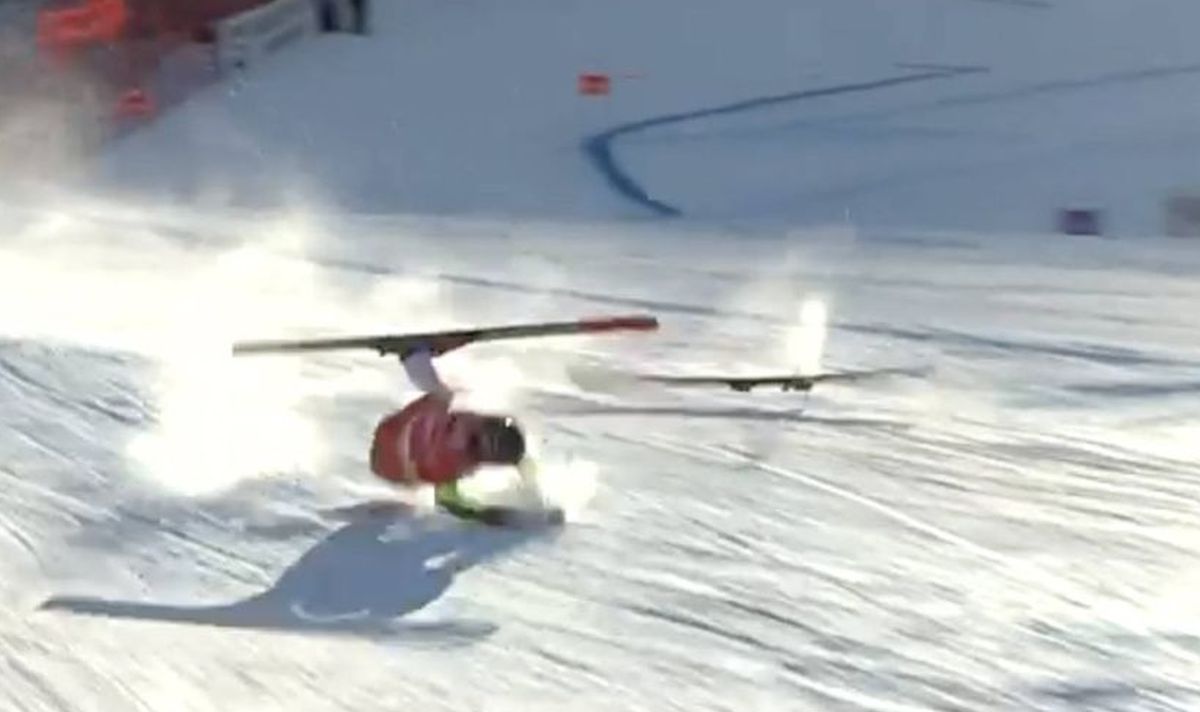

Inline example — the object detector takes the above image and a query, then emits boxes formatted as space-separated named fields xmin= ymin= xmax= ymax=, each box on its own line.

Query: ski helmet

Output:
xmin=476 ymin=416 xmax=526 ymax=465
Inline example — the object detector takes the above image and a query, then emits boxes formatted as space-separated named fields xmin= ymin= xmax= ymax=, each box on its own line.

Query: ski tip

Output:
xmin=578 ymin=315 xmax=659 ymax=333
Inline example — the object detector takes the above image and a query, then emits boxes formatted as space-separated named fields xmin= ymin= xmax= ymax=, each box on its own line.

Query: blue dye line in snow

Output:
xmin=582 ymin=67 xmax=985 ymax=217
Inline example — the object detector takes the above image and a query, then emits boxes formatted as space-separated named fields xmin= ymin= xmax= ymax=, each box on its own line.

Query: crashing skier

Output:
xmin=232 ymin=314 xmax=660 ymax=524
xmin=369 ymin=346 xmax=533 ymax=521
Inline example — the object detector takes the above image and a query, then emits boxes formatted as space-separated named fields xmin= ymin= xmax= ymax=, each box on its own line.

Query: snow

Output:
xmin=1 ymin=0 xmax=1199 ymax=710
xmin=77 ymin=0 xmax=1200 ymax=233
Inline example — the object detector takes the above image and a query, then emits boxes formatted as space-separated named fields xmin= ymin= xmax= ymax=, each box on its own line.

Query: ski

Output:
xmin=439 ymin=502 xmax=566 ymax=529
xmin=636 ymin=367 xmax=925 ymax=393
xmin=232 ymin=314 xmax=659 ymax=357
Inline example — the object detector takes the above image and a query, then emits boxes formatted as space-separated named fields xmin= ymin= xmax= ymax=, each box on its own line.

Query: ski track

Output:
xmin=583 ymin=67 xmax=986 ymax=216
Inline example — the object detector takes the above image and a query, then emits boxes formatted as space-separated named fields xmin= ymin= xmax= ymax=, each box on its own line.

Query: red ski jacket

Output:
xmin=370 ymin=393 xmax=484 ymax=485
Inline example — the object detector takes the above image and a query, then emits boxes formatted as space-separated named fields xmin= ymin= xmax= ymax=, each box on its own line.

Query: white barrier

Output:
xmin=214 ymin=0 xmax=317 ymax=74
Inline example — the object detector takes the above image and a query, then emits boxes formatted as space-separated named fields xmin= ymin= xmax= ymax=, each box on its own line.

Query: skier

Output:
xmin=369 ymin=346 xmax=531 ymax=520
xmin=232 ymin=312 xmax=658 ymax=523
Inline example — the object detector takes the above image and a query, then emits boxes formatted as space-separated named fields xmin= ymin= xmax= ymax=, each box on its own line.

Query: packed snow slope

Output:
xmin=83 ymin=0 xmax=1200 ymax=233
xmin=1 ymin=202 xmax=1199 ymax=711
xmin=2 ymin=1 xmax=1199 ymax=711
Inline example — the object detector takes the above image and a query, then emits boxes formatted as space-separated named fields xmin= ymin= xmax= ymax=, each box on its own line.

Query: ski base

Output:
xmin=441 ymin=503 xmax=566 ymax=529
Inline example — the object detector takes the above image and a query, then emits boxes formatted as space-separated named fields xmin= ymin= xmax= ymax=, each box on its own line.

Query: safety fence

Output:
xmin=2 ymin=0 xmax=365 ymax=148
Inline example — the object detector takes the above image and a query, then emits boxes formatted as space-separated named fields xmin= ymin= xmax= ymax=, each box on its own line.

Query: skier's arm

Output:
xmin=402 ymin=348 xmax=452 ymax=398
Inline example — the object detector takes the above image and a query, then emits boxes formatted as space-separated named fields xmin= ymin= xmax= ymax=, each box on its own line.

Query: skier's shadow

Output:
xmin=41 ymin=502 xmax=557 ymax=644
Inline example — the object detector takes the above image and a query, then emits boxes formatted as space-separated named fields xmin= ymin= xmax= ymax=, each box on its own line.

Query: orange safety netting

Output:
xmin=34 ymin=0 xmax=276 ymax=121
xmin=37 ymin=0 xmax=128 ymax=56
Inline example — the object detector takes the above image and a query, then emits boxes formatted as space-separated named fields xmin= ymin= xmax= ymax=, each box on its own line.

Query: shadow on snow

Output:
xmin=40 ymin=502 xmax=559 ymax=644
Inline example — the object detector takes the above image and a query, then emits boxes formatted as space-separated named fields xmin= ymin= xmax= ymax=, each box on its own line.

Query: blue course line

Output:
xmin=582 ymin=67 xmax=985 ymax=217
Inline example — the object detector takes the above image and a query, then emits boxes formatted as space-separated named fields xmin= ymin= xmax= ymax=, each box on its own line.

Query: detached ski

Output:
xmin=638 ymin=367 xmax=925 ymax=393
xmin=233 ymin=315 xmax=658 ymax=358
